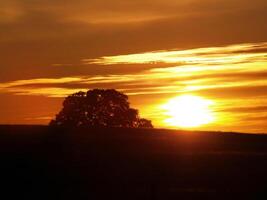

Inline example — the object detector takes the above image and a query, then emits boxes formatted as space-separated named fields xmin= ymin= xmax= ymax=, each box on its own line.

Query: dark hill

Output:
xmin=1 ymin=125 xmax=267 ymax=199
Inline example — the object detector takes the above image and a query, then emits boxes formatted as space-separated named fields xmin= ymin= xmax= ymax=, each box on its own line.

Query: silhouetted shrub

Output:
xmin=50 ymin=89 xmax=153 ymax=128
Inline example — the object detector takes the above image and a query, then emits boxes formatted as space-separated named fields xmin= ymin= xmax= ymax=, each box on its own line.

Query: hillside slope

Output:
xmin=1 ymin=125 xmax=267 ymax=199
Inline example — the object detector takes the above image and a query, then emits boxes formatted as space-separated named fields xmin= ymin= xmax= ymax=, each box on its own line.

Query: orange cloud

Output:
xmin=1 ymin=42 xmax=267 ymax=97
xmin=85 ymin=42 xmax=267 ymax=65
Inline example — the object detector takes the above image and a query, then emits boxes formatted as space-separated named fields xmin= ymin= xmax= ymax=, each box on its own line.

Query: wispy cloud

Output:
xmin=1 ymin=42 xmax=267 ymax=97
xmin=85 ymin=42 xmax=267 ymax=65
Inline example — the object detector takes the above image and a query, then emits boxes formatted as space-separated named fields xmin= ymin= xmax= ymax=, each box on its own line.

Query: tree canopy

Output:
xmin=50 ymin=89 xmax=153 ymax=128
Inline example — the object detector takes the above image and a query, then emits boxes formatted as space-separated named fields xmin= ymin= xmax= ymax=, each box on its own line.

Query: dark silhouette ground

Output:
xmin=1 ymin=125 xmax=267 ymax=199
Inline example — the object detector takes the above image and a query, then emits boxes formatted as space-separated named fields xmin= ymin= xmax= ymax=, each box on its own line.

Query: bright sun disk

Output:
xmin=162 ymin=95 xmax=215 ymax=128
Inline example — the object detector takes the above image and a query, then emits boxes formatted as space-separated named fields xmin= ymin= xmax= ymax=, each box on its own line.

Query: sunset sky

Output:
xmin=1 ymin=0 xmax=267 ymax=133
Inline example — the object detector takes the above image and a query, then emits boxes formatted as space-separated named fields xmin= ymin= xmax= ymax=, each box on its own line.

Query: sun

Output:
xmin=162 ymin=95 xmax=215 ymax=128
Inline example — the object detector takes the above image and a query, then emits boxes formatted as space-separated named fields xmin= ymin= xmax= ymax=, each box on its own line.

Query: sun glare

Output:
xmin=162 ymin=95 xmax=215 ymax=128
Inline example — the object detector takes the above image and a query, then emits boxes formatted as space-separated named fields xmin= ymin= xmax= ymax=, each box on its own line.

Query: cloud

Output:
xmin=1 ymin=42 xmax=267 ymax=98
xmin=0 ymin=1 xmax=24 ymax=23
xmin=1 ymin=0 xmax=267 ymax=84
xmin=219 ymin=106 xmax=267 ymax=113
xmin=6 ymin=0 xmax=265 ymax=25
xmin=85 ymin=42 xmax=267 ymax=65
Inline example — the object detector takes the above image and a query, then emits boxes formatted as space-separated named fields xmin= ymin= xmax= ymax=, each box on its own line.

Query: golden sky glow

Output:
xmin=1 ymin=0 xmax=267 ymax=133
xmin=1 ymin=42 xmax=267 ymax=132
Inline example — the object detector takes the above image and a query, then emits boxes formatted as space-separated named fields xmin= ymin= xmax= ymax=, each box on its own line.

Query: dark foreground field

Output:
xmin=1 ymin=125 xmax=267 ymax=199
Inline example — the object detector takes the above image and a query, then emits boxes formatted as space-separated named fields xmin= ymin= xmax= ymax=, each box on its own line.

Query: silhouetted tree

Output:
xmin=50 ymin=89 xmax=153 ymax=128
